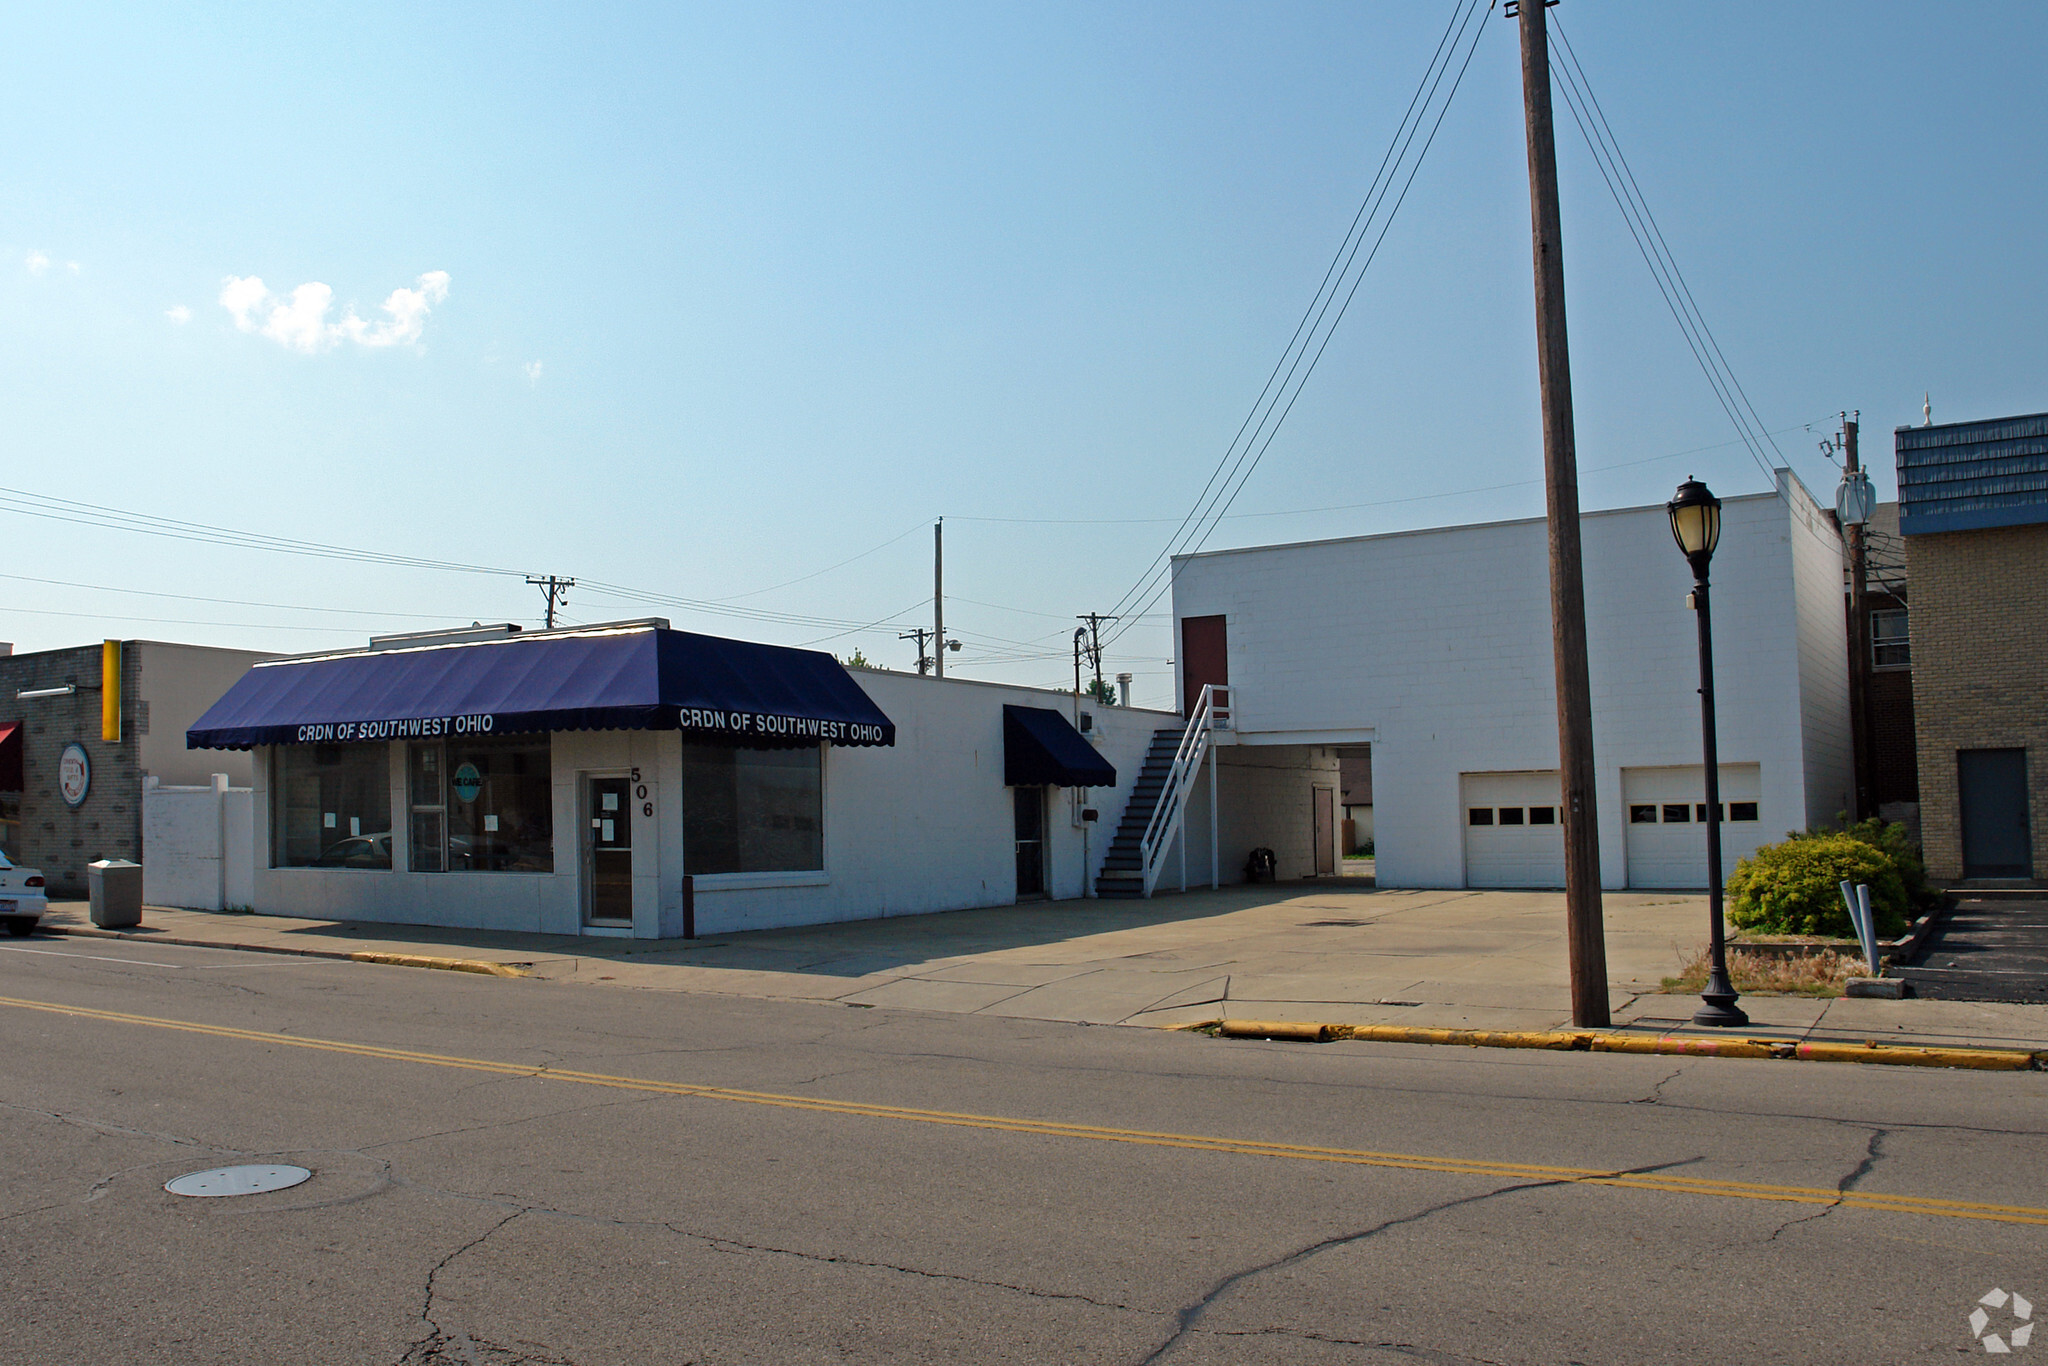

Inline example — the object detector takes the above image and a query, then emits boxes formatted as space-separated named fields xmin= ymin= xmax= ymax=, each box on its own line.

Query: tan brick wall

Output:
xmin=1905 ymin=524 xmax=2048 ymax=880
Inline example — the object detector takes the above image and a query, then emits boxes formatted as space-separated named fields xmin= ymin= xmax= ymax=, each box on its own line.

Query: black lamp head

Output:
xmin=1667 ymin=477 xmax=1721 ymax=576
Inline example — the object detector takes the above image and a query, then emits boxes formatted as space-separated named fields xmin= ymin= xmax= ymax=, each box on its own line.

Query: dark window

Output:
xmin=408 ymin=736 xmax=553 ymax=872
xmin=1468 ymin=808 xmax=1494 ymax=826
xmin=1630 ymin=805 xmax=1657 ymax=824
xmin=1695 ymin=804 xmax=1723 ymax=823
xmin=1527 ymin=806 xmax=1556 ymax=825
xmin=1729 ymin=802 xmax=1759 ymax=822
xmin=1498 ymin=807 xmax=1525 ymax=826
xmin=1014 ymin=787 xmax=1046 ymax=897
xmin=1871 ymin=608 xmax=1910 ymax=669
xmin=276 ymin=743 xmax=392 ymax=868
xmin=1662 ymin=804 xmax=1691 ymax=823
xmin=684 ymin=744 xmax=824 ymax=875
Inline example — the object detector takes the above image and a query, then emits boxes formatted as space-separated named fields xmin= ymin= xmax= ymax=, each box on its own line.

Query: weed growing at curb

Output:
xmin=1660 ymin=944 xmax=1868 ymax=997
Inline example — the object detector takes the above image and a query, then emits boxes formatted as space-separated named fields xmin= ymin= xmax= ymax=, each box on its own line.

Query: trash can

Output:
xmin=88 ymin=859 xmax=143 ymax=929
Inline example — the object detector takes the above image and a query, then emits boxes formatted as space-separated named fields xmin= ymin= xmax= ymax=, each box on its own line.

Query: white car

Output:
xmin=0 ymin=849 xmax=49 ymax=936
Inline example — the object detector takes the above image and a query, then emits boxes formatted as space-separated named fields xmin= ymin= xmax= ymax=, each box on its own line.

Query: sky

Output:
xmin=3 ymin=2 xmax=2043 ymax=709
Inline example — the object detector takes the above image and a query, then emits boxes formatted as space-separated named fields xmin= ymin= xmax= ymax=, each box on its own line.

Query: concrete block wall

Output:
xmin=0 ymin=642 xmax=145 ymax=894
xmin=144 ymin=777 xmax=255 ymax=910
xmin=1175 ymin=744 xmax=1342 ymax=886
xmin=1904 ymin=523 xmax=2048 ymax=880
xmin=1170 ymin=473 xmax=1847 ymax=890
xmin=1786 ymin=472 xmax=1856 ymax=831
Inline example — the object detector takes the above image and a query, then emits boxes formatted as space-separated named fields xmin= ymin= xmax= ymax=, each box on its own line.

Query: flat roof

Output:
xmin=1171 ymin=473 xmax=1798 ymax=566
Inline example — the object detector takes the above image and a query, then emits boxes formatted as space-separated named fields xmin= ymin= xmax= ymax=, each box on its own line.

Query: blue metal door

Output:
xmin=1958 ymin=749 xmax=2030 ymax=878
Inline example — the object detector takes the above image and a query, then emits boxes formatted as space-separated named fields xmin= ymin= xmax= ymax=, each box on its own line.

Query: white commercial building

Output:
xmin=187 ymin=620 xmax=1189 ymax=937
xmin=1169 ymin=470 xmax=1852 ymax=891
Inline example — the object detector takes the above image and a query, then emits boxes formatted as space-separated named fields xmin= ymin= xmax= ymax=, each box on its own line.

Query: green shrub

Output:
xmin=1828 ymin=817 xmax=1939 ymax=912
xmin=1727 ymin=833 xmax=1910 ymax=938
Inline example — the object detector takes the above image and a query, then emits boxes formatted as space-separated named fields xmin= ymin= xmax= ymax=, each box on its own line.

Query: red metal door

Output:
xmin=1181 ymin=615 xmax=1228 ymax=718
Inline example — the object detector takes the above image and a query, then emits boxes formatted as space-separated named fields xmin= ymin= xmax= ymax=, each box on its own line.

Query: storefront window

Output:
xmin=408 ymin=736 xmax=552 ymax=873
xmin=277 ymin=744 xmax=393 ymax=868
xmin=682 ymin=744 xmax=823 ymax=875
xmin=0 ymin=793 xmax=19 ymax=858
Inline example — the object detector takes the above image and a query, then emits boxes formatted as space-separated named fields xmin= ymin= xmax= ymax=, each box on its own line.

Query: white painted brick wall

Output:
xmin=1171 ymin=475 xmax=1847 ymax=889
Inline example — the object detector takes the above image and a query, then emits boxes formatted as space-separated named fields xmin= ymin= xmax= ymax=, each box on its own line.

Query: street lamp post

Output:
xmin=1667 ymin=478 xmax=1749 ymax=1028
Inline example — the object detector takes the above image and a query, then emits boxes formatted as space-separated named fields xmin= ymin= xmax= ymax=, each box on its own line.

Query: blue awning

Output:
xmin=188 ymin=625 xmax=895 ymax=750
xmin=1003 ymin=705 xmax=1115 ymax=788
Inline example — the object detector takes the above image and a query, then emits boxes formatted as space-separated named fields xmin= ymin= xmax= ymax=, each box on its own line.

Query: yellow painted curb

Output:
xmin=347 ymin=951 xmax=528 ymax=978
xmin=1187 ymin=1020 xmax=2042 ymax=1070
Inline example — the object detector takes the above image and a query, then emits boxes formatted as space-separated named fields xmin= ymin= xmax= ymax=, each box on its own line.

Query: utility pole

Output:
xmin=1842 ymin=413 xmax=1872 ymax=821
xmin=526 ymin=575 xmax=575 ymax=630
xmin=1515 ymin=0 xmax=1609 ymax=1029
xmin=899 ymin=627 xmax=935 ymax=676
xmin=1077 ymin=613 xmax=1118 ymax=699
xmin=930 ymin=519 xmax=960 ymax=677
xmin=933 ymin=520 xmax=946 ymax=679
xmin=1072 ymin=627 xmax=1088 ymax=725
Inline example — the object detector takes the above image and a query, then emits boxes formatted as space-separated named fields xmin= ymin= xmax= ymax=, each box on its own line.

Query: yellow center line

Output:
xmin=6 ymin=992 xmax=2043 ymax=1227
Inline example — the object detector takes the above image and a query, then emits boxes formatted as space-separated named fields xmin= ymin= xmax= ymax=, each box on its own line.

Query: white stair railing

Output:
xmin=1138 ymin=684 xmax=1232 ymax=897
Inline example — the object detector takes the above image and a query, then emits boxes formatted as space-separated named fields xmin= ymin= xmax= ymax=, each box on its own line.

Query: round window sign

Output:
xmin=58 ymin=743 xmax=91 ymax=808
xmin=451 ymin=762 xmax=483 ymax=803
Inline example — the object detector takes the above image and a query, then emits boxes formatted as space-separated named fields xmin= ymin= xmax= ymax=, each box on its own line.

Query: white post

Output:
xmin=1081 ymin=790 xmax=1094 ymax=899
xmin=213 ymin=773 xmax=230 ymax=912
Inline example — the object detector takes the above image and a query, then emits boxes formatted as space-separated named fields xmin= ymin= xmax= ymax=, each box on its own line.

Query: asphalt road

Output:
xmin=2 ymin=936 xmax=2043 ymax=1365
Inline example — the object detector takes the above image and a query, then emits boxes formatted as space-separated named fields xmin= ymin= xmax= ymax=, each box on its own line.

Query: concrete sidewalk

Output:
xmin=35 ymin=882 xmax=2048 ymax=1052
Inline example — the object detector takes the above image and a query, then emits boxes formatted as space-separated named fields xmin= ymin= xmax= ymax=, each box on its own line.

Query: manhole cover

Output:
xmin=165 ymin=1164 xmax=313 ymax=1198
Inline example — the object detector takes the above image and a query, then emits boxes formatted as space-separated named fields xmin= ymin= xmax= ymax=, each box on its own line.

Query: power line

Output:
xmin=944 ymin=420 xmax=1833 ymax=528
xmin=1104 ymin=0 xmax=1495 ymax=649
xmin=0 ymin=571 xmax=468 ymax=620
xmin=1547 ymin=18 xmax=1788 ymax=493
xmin=1098 ymin=0 xmax=1487 ymax=634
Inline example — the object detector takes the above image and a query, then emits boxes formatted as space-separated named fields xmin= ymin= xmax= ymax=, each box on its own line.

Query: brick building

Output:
xmin=1896 ymin=411 xmax=2048 ymax=882
xmin=0 ymin=640 xmax=273 ymax=894
xmin=1855 ymin=501 xmax=1917 ymax=819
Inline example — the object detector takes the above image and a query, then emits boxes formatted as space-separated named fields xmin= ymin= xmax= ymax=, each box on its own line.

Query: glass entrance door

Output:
xmin=583 ymin=774 xmax=633 ymax=927
xmin=1013 ymin=786 xmax=1046 ymax=899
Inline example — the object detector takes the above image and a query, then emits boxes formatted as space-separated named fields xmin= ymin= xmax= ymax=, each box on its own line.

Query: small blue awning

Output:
xmin=1003 ymin=705 xmax=1115 ymax=788
xmin=189 ymin=625 xmax=895 ymax=750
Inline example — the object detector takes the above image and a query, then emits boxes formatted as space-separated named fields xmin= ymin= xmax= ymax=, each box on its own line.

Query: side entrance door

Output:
xmin=583 ymin=773 xmax=634 ymax=928
xmin=1014 ymin=787 xmax=1047 ymax=899
xmin=1181 ymin=615 xmax=1228 ymax=719
xmin=1312 ymin=786 xmax=1336 ymax=876
xmin=1959 ymin=749 xmax=2031 ymax=878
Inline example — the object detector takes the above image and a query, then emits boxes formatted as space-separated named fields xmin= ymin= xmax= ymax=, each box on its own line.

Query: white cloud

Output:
xmin=166 ymin=304 xmax=192 ymax=324
xmin=65 ymin=260 xmax=80 ymax=275
xmin=524 ymin=360 xmax=543 ymax=384
xmin=219 ymin=270 xmax=451 ymax=353
xmin=24 ymin=250 xmax=50 ymax=275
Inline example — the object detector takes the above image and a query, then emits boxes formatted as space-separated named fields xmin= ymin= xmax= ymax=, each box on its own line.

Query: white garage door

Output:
xmin=1623 ymin=765 xmax=1765 ymax=889
xmin=1462 ymin=771 xmax=1565 ymax=889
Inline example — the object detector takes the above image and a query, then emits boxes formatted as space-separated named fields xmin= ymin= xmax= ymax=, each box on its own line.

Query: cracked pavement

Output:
xmin=3 ymin=934 xmax=2043 ymax=1363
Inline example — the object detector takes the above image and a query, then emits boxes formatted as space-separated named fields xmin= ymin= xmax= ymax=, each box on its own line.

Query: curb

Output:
xmin=40 ymin=925 xmax=528 ymax=978
xmin=1200 ymin=1020 xmax=2044 ymax=1070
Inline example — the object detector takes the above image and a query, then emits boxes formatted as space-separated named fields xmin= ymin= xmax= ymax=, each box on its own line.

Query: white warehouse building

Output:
xmin=1169 ymin=470 xmax=1853 ymax=891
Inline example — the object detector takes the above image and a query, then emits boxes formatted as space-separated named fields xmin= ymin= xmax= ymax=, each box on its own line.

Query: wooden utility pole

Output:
xmin=933 ymin=519 xmax=946 ymax=679
xmin=1516 ymin=0 xmax=1609 ymax=1028
xmin=1843 ymin=415 xmax=1872 ymax=821
xmin=526 ymin=575 xmax=575 ymax=630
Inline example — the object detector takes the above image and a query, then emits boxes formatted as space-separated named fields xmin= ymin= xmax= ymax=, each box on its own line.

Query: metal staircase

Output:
xmin=1094 ymin=685 xmax=1231 ymax=899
